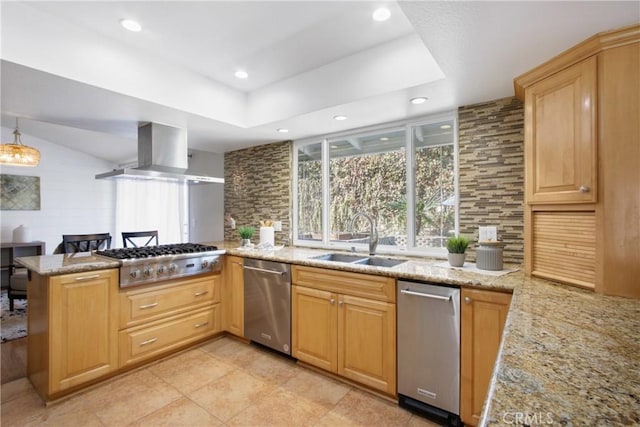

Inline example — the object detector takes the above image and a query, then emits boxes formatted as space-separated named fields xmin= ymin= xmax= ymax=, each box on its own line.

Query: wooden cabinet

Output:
xmin=28 ymin=269 xmax=119 ymax=399
xmin=118 ymin=274 xmax=222 ymax=367
xmin=460 ymin=288 xmax=512 ymax=427
xmin=291 ymin=265 xmax=396 ymax=396
xmin=516 ymin=24 xmax=640 ymax=297
xmin=524 ymin=57 xmax=597 ymax=204
xmin=224 ymin=255 xmax=244 ymax=337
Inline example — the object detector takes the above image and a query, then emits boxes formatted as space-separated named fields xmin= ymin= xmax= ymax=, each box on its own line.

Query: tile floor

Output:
xmin=1 ymin=336 xmax=441 ymax=426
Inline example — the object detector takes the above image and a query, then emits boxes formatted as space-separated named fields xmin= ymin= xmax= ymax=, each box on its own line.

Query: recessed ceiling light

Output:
xmin=380 ymin=137 xmax=389 ymax=141
xmin=234 ymin=70 xmax=248 ymax=79
xmin=440 ymin=124 xmax=452 ymax=130
xmin=372 ymin=7 xmax=391 ymax=22
xmin=333 ymin=115 xmax=347 ymax=121
xmin=410 ymin=97 xmax=428 ymax=105
xmin=277 ymin=128 xmax=289 ymax=133
xmin=120 ymin=19 xmax=142 ymax=32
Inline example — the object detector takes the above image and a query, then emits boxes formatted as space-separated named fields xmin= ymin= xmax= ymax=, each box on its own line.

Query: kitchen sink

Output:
xmin=353 ymin=257 xmax=407 ymax=268
xmin=311 ymin=253 xmax=407 ymax=268
xmin=311 ymin=253 xmax=369 ymax=263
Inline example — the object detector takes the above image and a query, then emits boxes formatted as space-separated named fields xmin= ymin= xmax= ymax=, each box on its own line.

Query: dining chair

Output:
xmin=122 ymin=230 xmax=159 ymax=248
xmin=61 ymin=233 xmax=112 ymax=253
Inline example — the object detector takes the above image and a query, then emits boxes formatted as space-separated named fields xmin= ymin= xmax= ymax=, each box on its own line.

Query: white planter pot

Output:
xmin=448 ymin=252 xmax=466 ymax=267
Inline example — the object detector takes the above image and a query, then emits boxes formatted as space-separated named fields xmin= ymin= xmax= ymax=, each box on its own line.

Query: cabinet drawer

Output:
xmin=292 ymin=265 xmax=395 ymax=302
xmin=119 ymin=275 xmax=220 ymax=328
xmin=119 ymin=306 xmax=220 ymax=367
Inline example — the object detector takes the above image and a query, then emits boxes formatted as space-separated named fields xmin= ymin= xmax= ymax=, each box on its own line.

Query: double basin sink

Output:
xmin=311 ymin=253 xmax=407 ymax=268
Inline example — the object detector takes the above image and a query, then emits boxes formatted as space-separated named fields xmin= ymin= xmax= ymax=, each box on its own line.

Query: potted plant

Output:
xmin=238 ymin=226 xmax=255 ymax=247
xmin=446 ymin=235 xmax=470 ymax=267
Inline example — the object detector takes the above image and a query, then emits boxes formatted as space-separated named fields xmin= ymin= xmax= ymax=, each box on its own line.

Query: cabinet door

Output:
xmin=49 ymin=269 xmax=119 ymax=393
xmin=292 ymin=285 xmax=337 ymax=373
xmin=525 ymin=56 xmax=597 ymax=204
xmin=338 ymin=294 xmax=396 ymax=395
xmin=460 ymin=289 xmax=512 ymax=426
xmin=225 ymin=256 xmax=244 ymax=337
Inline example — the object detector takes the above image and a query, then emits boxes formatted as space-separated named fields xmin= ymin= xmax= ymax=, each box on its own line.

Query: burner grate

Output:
xmin=96 ymin=243 xmax=219 ymax=259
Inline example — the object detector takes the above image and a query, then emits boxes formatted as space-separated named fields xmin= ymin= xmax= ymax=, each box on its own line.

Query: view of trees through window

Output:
xmin=296 ymin=117 xmax=456 ymax=252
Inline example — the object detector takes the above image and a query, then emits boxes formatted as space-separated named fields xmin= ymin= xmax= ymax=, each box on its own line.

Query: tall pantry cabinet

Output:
xmin=514 ymin=24 xmax=639 ymax=298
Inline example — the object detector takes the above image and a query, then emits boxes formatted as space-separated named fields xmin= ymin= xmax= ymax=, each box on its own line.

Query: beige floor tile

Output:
xmin=199 ymin=337 xmax=262 ymax=368
xmin=280 ymin=368 xmax=350 ymax=409
xmin=319 ymin=389 xmax=412 ymax=426
xmin=188 ymin=369 xmax=274 ymax=422
xmin=1 ymin=377 xmax=34 ymax=404
xmin=79 ymin=369 xmax=182 ymax=426
xmin=241 ymin=351 xmax=300 ymax=386
xmin=407 ymin=414 xmax=444 ymax=426
xmin=130 ymin=396 xmax=223 ymax=427
xmin=0 ymin=386 xmax=47 ymax=426
xmin=148 ymin=348 xmax=235 ymax=394
xmin=23 ymin=397 xmax=104 ymax=427
xmin=228 ymin=387 xmax=329 ymax=427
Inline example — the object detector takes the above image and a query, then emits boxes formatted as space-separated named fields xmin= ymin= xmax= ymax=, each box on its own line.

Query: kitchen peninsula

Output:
xmin=16 ymin=244 xmax=639 ymax=425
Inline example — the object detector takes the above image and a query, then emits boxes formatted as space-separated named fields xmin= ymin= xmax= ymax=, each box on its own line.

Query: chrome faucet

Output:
xmin=349 ymin=212 xmax=378 ymax=255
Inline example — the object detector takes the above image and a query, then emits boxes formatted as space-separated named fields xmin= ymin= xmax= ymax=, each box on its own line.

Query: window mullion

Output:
xmin=321 ymin=139 xmax=330 ymax=245
xmin=406 ymin=124 xmax=415 ymax=249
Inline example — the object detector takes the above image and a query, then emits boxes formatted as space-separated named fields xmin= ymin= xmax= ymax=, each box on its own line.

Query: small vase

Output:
xmin=448 ymin=252 xmax=466 ymax=267
xmin=241 ymin=238 xmax=251 ymax=247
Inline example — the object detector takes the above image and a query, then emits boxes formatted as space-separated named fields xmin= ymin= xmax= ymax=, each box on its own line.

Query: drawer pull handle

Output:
xmin=139 ymin=337 xmax=158 ymax=346
xmin=194 ymin=321 xmax=209 ymax=328
xmin=194 ymin=291 xmax=209 ymax=297
xmin=579 ymin=185 xmax=590 ymax=193
xmin=139 ymin=302 xmax=159 ymax=309
xmin=75 ymin=274 xmax=100 ymax=281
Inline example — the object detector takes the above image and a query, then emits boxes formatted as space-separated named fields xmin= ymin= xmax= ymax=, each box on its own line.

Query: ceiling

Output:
xmin=1 ymin=1 xmax=638 ymax=165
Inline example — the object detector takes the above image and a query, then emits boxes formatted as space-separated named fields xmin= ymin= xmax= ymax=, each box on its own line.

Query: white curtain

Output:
xmin=115 ymin=180 xmax=188 ymax=248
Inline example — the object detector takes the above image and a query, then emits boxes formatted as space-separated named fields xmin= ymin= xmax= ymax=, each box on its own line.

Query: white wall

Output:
xmin=187 ymin=149 xmax=224 ymax=243
xmin=0 ymin=127 xmax=117 ymax=254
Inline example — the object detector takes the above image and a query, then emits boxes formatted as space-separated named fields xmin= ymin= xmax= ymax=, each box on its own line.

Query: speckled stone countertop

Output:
xmin=216 ymin=242 xmax=521 ymax=292
xmin=480 ymin=276 xmax=640 ymax=426
xmin=14 ymin=252 xmax=120 ymax=276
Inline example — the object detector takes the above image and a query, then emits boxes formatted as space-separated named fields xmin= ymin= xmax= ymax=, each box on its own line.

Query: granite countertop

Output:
xmin=14 ymin=252 xmax=120 ymax=275
xmin=481 ymin=276 xmax=640 ymax=426
xmin=216 ymin=242 xmax=521 ymax=292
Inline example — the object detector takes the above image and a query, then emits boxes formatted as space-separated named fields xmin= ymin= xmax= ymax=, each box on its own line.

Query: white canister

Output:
xmin=13 ymin=225 xmax=31 ymax=243
xmin=259 ymin=226 xmax=275 ymax=247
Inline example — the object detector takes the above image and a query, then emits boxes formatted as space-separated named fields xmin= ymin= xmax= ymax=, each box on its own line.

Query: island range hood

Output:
xmin=95 ymin=122 xmax=224 ymax=184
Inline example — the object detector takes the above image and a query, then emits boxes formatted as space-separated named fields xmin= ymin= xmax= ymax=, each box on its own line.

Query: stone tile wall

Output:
xmin=458 ymin=97 xmax=525 ymax=263
xmin=224 ymin=141 xmax=292 ymax=245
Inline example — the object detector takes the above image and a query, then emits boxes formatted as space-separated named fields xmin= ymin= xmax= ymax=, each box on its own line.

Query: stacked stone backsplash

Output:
xmin=458 ymin=97 xmax=525 ymax=264
xmin=224 ymin=141 xmax=292 ymax=245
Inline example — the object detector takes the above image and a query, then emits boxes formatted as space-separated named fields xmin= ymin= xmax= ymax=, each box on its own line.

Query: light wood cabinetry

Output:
xmin=118 ymin=274 xmax=222 ymax=367
xmin=291 ymin=265 xmax=396 ymax=396
xmin=460 ymin=288 xmax=512 ymax=427
xmin=223 ymin=255 xmax=244 ymax=337
xmin=524 ymin=57 xmax=597 ymax=204
xmin=516 ymin=24 xmax=640 ymax=297
xmin=28 ymin=269 xmax=119 ymax=399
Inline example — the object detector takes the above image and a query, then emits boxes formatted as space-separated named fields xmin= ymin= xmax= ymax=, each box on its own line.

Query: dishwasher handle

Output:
xmin=243 ymin=265 xmax=287 ymax=276
xmin=400 ymin=288 xmax=451 ymax=302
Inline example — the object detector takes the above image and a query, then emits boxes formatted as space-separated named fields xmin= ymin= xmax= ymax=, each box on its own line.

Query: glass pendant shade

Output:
xmin=0 ymin=122 xmax=40 ymax=167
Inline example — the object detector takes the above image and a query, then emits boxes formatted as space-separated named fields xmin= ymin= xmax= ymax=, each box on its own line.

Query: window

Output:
xmin=294 ymin=114 xmax=457 ymax=255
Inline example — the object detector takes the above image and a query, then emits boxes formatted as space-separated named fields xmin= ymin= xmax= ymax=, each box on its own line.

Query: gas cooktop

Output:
xmin=96 ymin=243 xmax=220 ymax=260
xmin=96 ymin=243 xmax=224 ymax=288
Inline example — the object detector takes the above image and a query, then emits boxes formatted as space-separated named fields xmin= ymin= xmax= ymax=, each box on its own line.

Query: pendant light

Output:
xmin=0 ymin=118 xmax=40 ymax=167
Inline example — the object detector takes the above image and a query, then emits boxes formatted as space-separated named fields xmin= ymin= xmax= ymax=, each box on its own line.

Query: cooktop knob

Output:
xmin=201 ymin=260 xmax=209 ymax=269
xmin=157 ymin=265 xmax=167 ymax=275
xmin=143 ymin=267 xmax=154 ymax=277
xmin=168 ymin=263 xmax=178 ymax=273
xmin=129 ymin=270 xmax=140 ymax=279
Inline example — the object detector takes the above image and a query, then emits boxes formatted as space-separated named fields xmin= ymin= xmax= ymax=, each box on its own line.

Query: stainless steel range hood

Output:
xmin=95 ymin=122 xmax=224 ymax=184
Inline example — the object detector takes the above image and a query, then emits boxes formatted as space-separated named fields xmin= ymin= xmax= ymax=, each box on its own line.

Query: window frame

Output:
xmin=293 ymin=111 xmax=458 ymax=257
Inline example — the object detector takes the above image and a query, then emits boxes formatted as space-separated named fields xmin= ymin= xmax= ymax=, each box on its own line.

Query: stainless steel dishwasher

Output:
xmin=243 ymin=258 xmax=291 ymax=355
xmin=397 ymin=280 xmax=462 ymax=426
